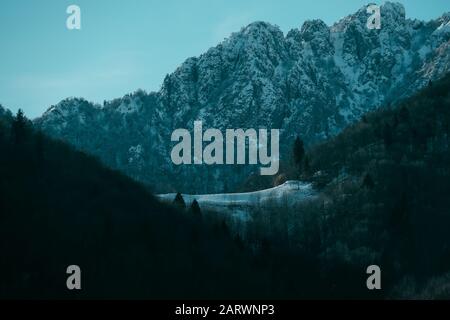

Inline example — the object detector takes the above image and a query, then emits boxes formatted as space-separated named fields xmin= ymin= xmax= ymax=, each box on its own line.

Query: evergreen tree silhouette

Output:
xmin=303 ymin=155 xmax=310 ymax=175
xmin=293 ymin=136 xmax=305 ymax=177
xmin=173 ymin=192 xmax=186 ymax=210
xmin=35 ymin=131 xmax=45 ymax=164
xmin=163 ymin=74 xmax=173 ymax=109
xmin=362 ymin=173 xmax=375 ymax=189
xmin=190 ymin=199 xmax=202 ymax=220
xmin=11 ymin=109 xmax=27 ymax=144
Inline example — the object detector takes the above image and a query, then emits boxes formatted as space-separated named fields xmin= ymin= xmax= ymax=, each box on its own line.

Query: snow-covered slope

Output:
xmin=36 ymin=2 xmax=450 ymax=193
xmin=157 ymin=181 xmax=317 ymax=219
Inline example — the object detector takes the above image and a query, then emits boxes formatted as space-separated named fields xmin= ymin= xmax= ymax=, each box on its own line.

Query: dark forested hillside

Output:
xmin=0 ymin=110 xmax=269 ymax=299
xmin=0 ymin=107 xmax=379 ymax=300
xmin=231 ymin=73 xmax=450 ymax=299
xmin=1 ymin=73 xmax=450 ymax=299
xmin=286 ymin=73 xmax=450 ymax=298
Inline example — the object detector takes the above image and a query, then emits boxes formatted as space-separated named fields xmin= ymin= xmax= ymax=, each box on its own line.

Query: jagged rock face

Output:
xmin=35 ymin=2 xmax=450 ymax=193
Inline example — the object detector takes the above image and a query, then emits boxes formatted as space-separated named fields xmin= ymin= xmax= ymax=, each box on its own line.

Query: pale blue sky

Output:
xmin=0 ymin=0 xmax=449 ymax=118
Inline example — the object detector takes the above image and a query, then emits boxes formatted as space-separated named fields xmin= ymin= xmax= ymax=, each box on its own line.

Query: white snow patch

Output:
xmin=117 ymin=99 xmax=140 ymax=114
xmin=157 ymin=181 xmax=317 ymax=220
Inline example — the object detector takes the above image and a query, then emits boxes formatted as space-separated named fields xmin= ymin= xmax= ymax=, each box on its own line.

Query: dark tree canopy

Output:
xmin=11 ymin=109 xmax=28 ymax=144
xmin=362 ymin=173 xmax=375 ymax=189
xmin=293 ymin=136 xmax=305 ymax=168
xmin=173 ymin=192 xmax=186 ymax=209
xmin=190 ymin=199 xmax=202 ymax=219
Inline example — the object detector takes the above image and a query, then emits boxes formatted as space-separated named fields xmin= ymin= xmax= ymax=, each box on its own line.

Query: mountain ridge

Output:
xmin=36 ymin=2 xmax=450 ymax=193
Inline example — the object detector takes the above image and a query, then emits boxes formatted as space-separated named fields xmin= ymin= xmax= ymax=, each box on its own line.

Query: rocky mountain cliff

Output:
xmin=36 ymin=2 xmax=450 ymax=193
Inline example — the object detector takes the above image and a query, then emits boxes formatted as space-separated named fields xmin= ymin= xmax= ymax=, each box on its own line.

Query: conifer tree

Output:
xmin=173 ymin=192 xmax=186 ymax=210
xmin=362 ymin=173 xmax=375 ymax=189
xmin=293 ymin=136 xmax=305 ymax=178
xmin=11 ymin=109 xmax=27 ymax=144
xmin=190 ymin=199 xmax=202 ymax=220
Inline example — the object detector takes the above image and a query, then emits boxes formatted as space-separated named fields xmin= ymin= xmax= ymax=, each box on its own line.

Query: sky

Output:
xmin=0 ymin=0 xmax=449 ymax=118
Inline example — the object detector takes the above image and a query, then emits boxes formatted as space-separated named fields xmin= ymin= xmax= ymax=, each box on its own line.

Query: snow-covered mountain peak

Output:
xmin=36 ymin=3 xmax=450 ymax=193
xmin=434 ymin=13 xmax=450 ymax=36
xmin=300 ymin=19 xmax=329 ymax=38
xmin=382 ymin=1 xmax=406 ymax=21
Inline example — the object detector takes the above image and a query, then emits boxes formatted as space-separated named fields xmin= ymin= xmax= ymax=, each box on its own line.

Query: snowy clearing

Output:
xmin=156 ymin=180 xmax=318 ymax=220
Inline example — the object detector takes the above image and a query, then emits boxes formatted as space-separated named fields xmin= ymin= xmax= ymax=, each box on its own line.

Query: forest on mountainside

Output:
xmin=240 ymin=74 xmax=450 ymax=298
xmin=1 ymin=73 xmax=450 ymax=299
